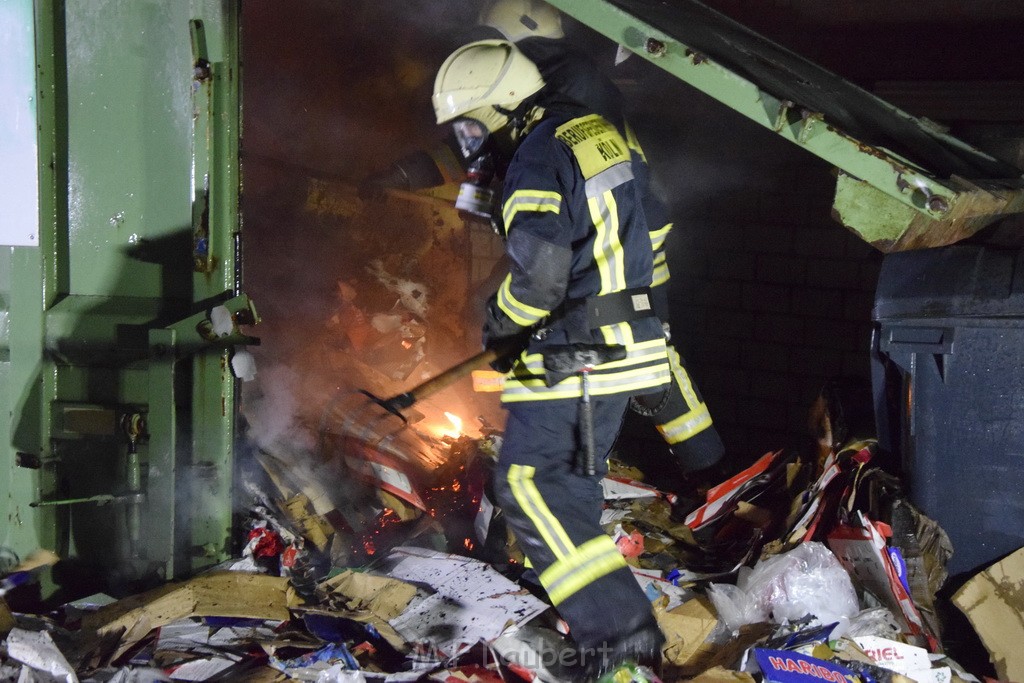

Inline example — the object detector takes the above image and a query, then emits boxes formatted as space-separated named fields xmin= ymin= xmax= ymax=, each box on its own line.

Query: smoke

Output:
xmin=241 ymin=1 xmax=736 ymax=502
xmin=242 ymin=0 xmax=483 ymax=182
xmin=241 ymin=364 xmax=316 ymax=454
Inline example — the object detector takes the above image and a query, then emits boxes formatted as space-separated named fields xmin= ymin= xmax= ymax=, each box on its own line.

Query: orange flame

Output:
xmin=441 ymin=411 xmax=463 ymax=439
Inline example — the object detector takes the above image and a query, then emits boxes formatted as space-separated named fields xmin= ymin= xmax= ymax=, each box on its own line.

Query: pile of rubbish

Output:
xmin=2 ymin=414 xmax=1023 ymax=682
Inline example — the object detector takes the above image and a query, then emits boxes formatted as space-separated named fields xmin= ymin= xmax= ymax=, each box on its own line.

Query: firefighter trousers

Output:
xmin=634 ymin=345 xmax=725 ymax=472
xmin=494 ymin=396 xmax=660 ymax=654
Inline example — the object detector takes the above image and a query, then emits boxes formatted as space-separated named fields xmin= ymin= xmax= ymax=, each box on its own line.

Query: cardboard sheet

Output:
xmin=952 ymin=546 xmax=1024 ymax=683
xmin=0 ymin=598 xmax=14 ymax=636
xmin=654 ymin=596 xmax=719 ymax=667
xmin=828 ymin=514 xmax=931 ymax=649
xmin=686 ymin=451 xmax=779 ymax=530
xmin=601 ymin=477 xmax=659 ymax=500
xmin=320 ymin=569 xmax=417 ymax=622
xmin=83 ymin=572 xmax=300 ymax=660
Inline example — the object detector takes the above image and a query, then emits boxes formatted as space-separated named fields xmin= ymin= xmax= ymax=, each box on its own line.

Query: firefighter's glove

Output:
xmin=487 ymin=346 xmax=518 ymax=374
xmin=482 ymin=297 xmax=528 ymax=373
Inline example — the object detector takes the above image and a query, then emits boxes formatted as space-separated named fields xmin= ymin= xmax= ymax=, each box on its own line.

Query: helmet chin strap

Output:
xmin=495 ymin=97 xmax=542 ymax=141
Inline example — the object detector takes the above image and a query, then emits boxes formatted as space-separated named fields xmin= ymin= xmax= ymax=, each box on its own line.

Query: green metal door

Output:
xmin=0 ymin=0 xmax=249 ymax=592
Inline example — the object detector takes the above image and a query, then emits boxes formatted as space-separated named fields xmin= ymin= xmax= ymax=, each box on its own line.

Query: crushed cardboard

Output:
xmin=281 ymin=493 xmax=336 ymax=552
xmin=952 ymin=546 xmax=1024 ymax=683
xmin=82 ymin=572 xmax=301 ymax=661
xmin=318 ymin=569 xmax=417 ymax=622
xmin=653 ymin=595 xmax=719 ymax=667
xmin=0 ymin=599 xmax=14 ymax=637
xmin=674 ymin=623 xmax=774 ymax=678
xmin=7 ymin=628 xmax=79 ymax=682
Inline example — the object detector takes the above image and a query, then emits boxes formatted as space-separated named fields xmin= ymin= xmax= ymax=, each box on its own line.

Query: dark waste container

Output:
xmin=872 ymin=244 xmax=1024 ymax=578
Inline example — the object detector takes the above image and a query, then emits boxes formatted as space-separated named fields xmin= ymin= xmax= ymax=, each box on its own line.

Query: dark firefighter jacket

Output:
xmin=476 ymin=40 xmax=672 ymax=316
xmin=484 ymin=111 xmax=671 ymax=403
xmin=519 ymin=38 xmax=673 ymax=296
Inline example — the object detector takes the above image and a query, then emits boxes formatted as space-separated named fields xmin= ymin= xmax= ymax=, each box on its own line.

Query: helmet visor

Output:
xmin=452 ymin=118 xmax=490 ymax=160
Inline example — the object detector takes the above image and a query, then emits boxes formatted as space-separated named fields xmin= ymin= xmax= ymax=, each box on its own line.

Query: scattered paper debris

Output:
xmin=382 ymin=547 xmax=548 ymax=659
xmin=7 ymin=628 xmax=78 ymax=683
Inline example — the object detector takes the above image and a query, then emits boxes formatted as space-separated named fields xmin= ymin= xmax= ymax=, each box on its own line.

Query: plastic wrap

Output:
xmin=846 ymin=607 xmax=903 ymax=639
xmin=707 ymin=542 xmax=859 ymax=631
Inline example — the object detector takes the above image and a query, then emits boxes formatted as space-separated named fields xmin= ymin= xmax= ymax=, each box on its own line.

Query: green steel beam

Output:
xmin=186 ymin=1 xmax=243 ymax=574
xmin=548 ymin=0 xmax=1024 ymax=251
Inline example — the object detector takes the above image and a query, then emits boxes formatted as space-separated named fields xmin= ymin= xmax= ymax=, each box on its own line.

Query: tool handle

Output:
xmin=404 ymin=347 xmax=504 ymax=403
xmin=579 ymin=370 xmax=596 ymax=476
xmin=580 ymin=399 xmax=595 ymax=476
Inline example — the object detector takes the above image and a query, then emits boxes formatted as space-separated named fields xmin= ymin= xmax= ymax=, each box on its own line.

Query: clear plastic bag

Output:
xmin=707 ymin=541 xmax=859 ymax=631
xmin=846 ymin=606 xmax=903 ymax=639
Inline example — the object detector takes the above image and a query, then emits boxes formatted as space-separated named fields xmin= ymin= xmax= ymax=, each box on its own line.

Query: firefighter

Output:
xmin=482 ymin=0 xmax=725 ymax=473
xmin=432 ymin=39 xmax=669 ymax=678
xmin=365 ymin=0 xmax=725 ymax=478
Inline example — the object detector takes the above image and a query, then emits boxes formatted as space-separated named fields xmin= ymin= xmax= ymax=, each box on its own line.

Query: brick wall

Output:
xmin=644 ymin=97 xmax=884 ymax=463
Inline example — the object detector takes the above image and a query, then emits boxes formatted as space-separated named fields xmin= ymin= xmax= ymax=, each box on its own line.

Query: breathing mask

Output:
xmin=450 ymin=107 xmax=506 ymax=222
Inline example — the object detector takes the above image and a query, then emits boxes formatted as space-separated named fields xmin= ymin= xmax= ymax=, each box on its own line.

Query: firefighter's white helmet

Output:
xmin=479 ymin=0 xmax=565 ymax=42
xmin=432 ymin=39 xmax=545 ymax=125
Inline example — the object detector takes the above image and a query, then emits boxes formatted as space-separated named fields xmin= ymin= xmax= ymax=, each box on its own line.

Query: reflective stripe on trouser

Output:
xmin=635 ymin=346 xmax=725 ymax=472
xmin=494 ymin=397 xmax=660 ymax=651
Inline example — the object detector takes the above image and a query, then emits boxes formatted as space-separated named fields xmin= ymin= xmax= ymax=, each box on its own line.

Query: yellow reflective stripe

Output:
xmin=649 ymin=223 xmax=672 ymax=251
xmin=507 ymin=465 xmax=575 ymax=560
xmin=585 ymin=162 xmax=633 ymax=196
xmin=655 ymin=347 xmax=714 ymax=442
xmin=589 ymin=190 xmax=625 ymax=294
xmin=600 ymin=322 xmax=633 ymax=346
xmin=515 ymin=339 xmax=667 ymax=373
xmin=669 ymin=347 xmax=702 ymax=409
xmin=652 ymin=262 xmax=670 ymax=287
xmin=502 ymin=366 xmax=671 ymax=402
xmin=596 ymin=338 xmax=666 ymax=369
xmin=497 ymin=274 xmax=549 ymax=326
xmin=652 ymin=223 xmax=671 ymax=287
xmin=503 ymin=190 xmax=561 ymax=227
xmin=511 ymin=363 xmax=669 ymax=388
xmin=540 ymin=535 xmax=626 ymax=605
xmin=589 ymin=195 xmax=613 ymax=292
xmin=657 ymin=404 xmax=714 ymax=444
